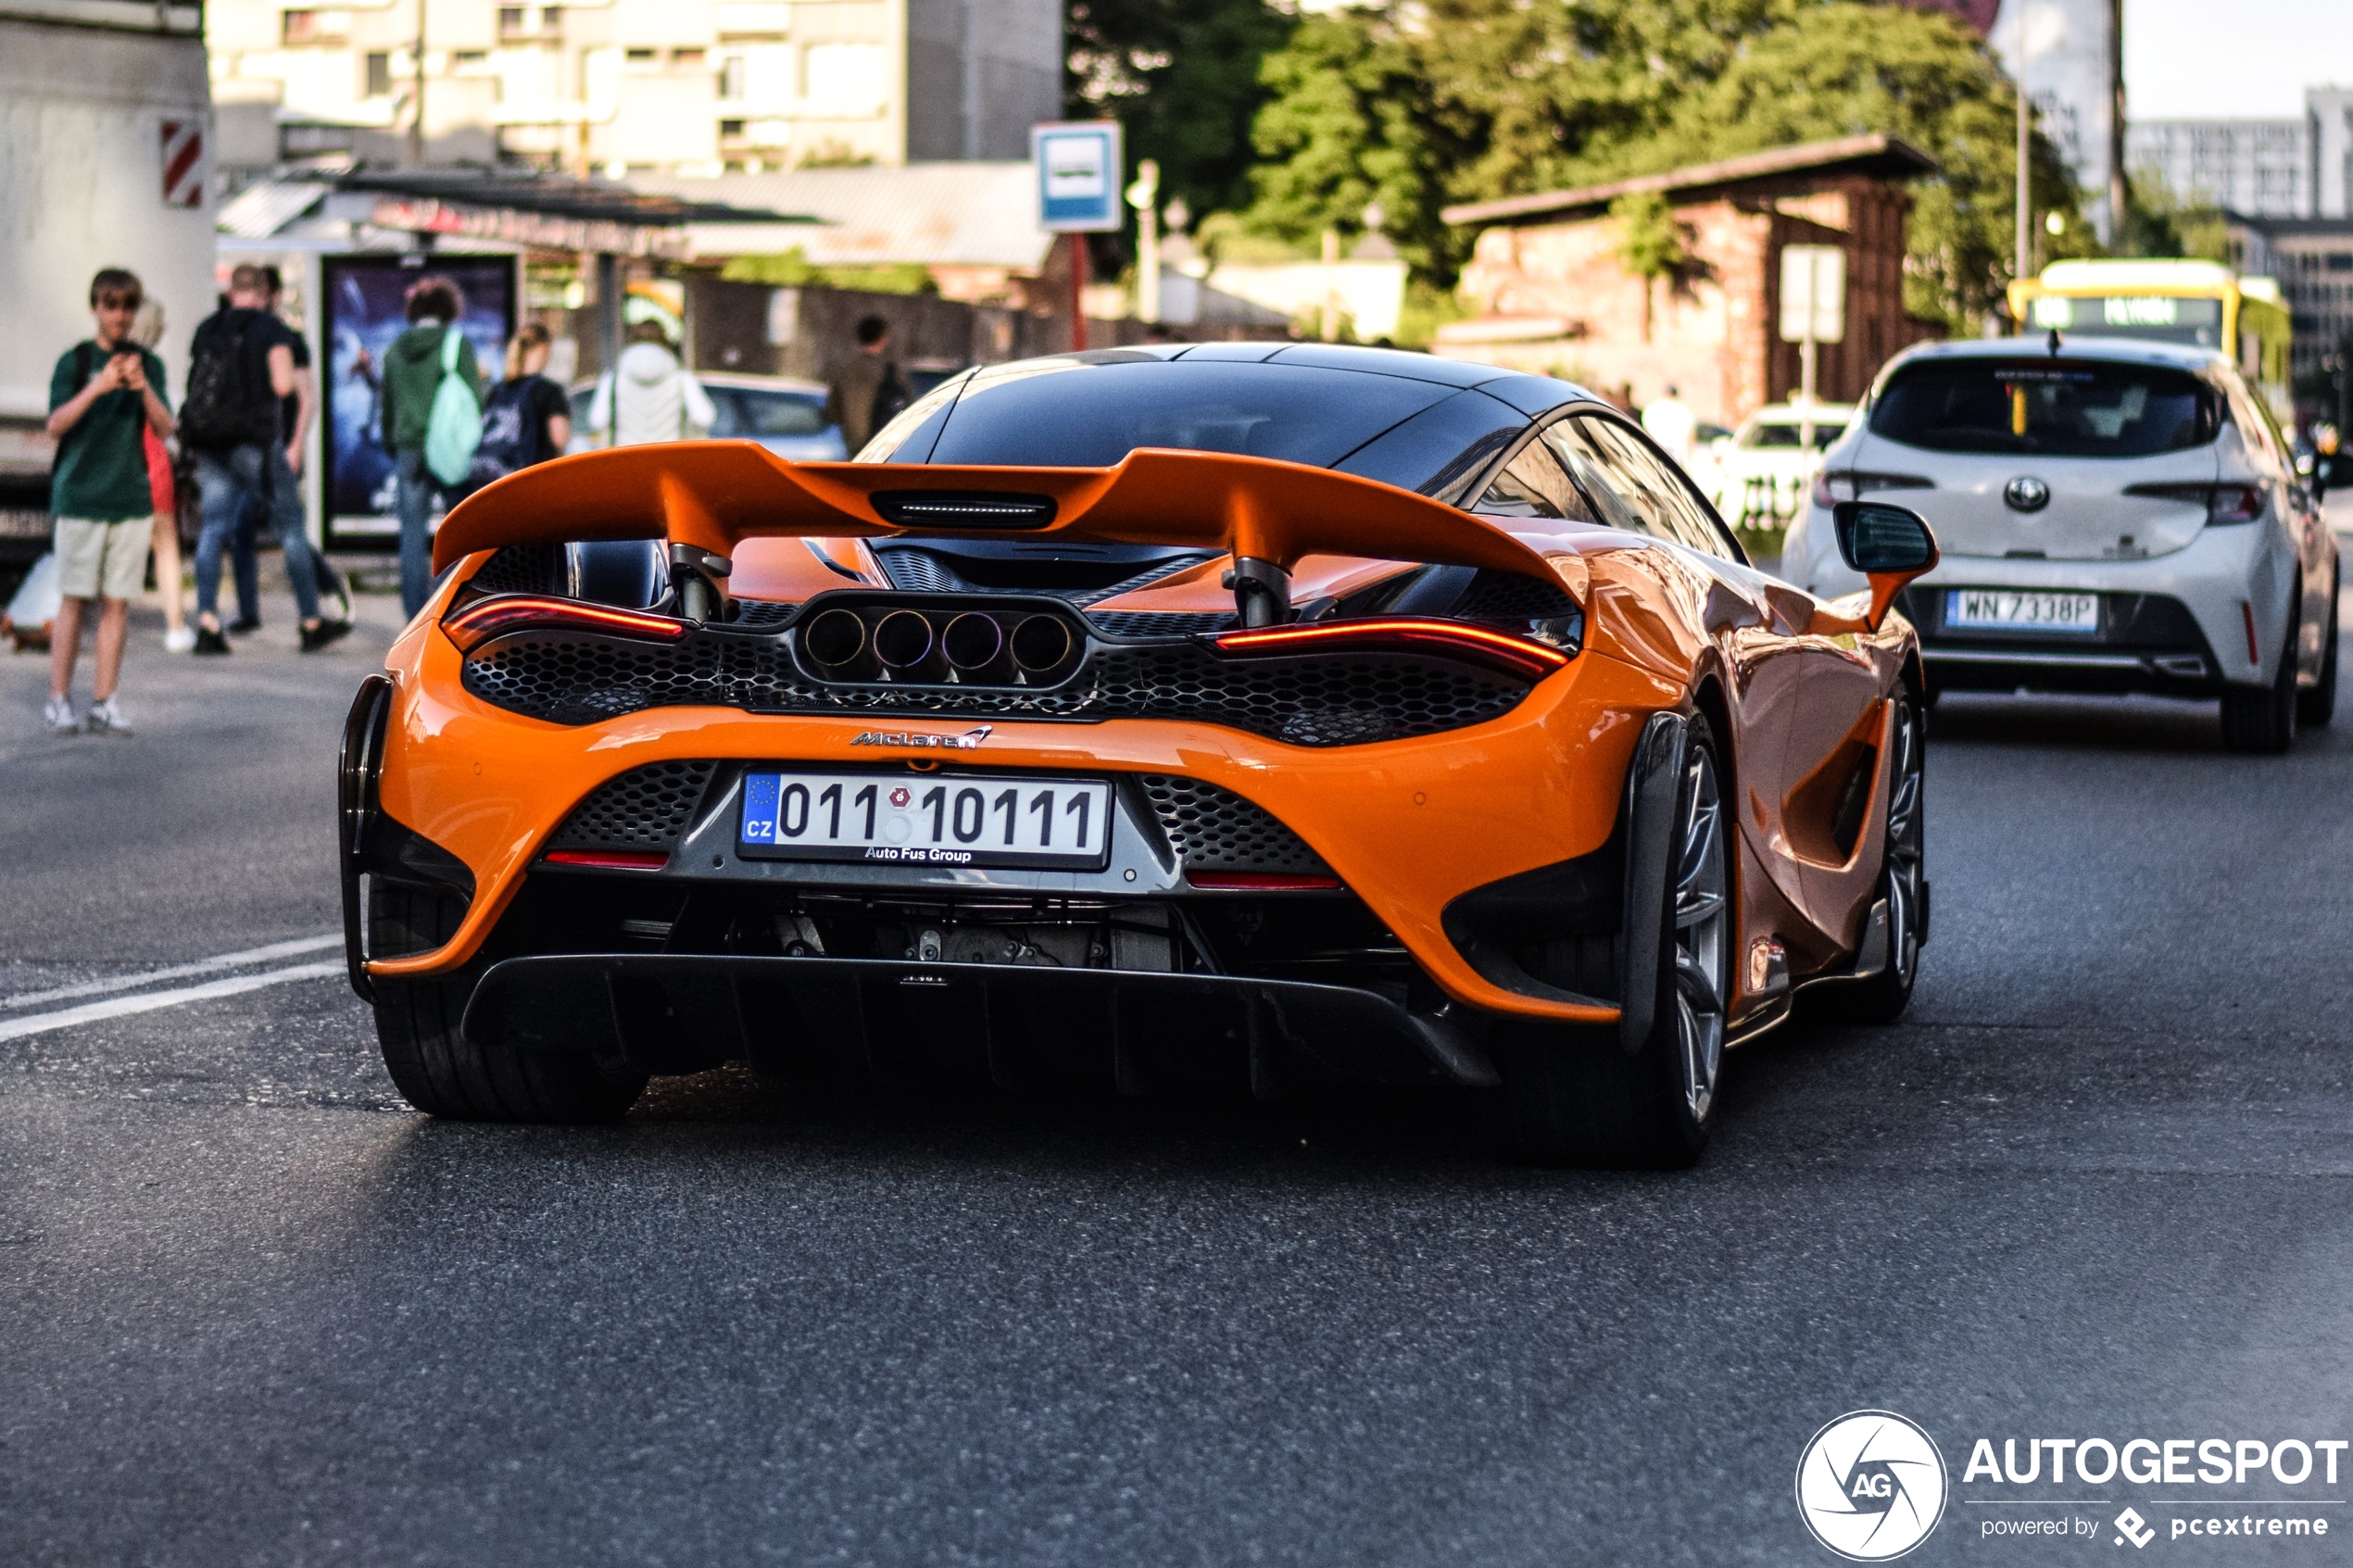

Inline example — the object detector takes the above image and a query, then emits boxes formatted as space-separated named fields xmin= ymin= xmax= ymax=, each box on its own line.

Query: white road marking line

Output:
xmin=0 ymin=960 xmax=346 ymax=1044
xmin=1 ymin=934 xmax=342 ymax=1011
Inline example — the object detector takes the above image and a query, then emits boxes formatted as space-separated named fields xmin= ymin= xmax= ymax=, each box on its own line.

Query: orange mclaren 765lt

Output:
xmin=339 ymin=344 xmax=1943 ymax=1167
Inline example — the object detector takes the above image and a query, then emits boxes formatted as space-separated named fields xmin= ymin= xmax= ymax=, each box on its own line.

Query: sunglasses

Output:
xmin=94 ymin=294 xmax=144 ymax=310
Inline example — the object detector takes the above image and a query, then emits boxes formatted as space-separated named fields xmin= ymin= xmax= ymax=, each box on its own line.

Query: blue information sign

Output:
xmin=1032 ymin=121 xmax=1125 ymax=233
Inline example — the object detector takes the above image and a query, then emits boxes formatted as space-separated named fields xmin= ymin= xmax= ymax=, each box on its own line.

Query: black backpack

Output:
xmin=181 ymin=309 xmax=274 ymax=451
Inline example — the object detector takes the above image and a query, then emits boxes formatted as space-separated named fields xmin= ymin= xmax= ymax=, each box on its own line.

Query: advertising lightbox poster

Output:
xmin=320 ymin=253 xmax=516 ymax=550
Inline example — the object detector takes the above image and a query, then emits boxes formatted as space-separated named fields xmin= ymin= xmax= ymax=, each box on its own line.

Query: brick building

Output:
xmin=1436 ymin=135 xmax=1943 ymax=428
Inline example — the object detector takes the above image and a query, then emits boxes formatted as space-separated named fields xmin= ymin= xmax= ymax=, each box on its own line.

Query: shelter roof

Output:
xmin=1440 ymin=134 xmax=1940 ymax=228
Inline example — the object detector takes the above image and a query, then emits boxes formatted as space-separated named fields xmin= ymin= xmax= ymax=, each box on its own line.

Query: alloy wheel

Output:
xmin=1671 ymin=746 xmax=1730 ymax=1122
xmin=1881 ymin=700 xmax=1925 ymax=988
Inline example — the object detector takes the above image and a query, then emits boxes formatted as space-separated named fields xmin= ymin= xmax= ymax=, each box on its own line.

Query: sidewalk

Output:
xmin=2 ymin=558 xmax=404 ymax=756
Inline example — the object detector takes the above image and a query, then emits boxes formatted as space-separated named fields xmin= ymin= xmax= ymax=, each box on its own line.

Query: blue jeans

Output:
xmin=232 ymin=496 xmax=261 ymax=623
xmin=396 ymin=448 xmax=436 ymax=617
xmin=195 ymin=445 xmax=321 ymax=624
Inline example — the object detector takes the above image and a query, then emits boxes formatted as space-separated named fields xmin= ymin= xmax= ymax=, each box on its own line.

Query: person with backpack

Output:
xmin=585 ymin=320 xmax=714 ymax=450
xmin=470 ymin=321 xmax=573 ymax=489
xmin=379 ymin=275 xmax=484 ymax=616
xmin=182 ymin=263 xmax=348 ymax=654
xmin=224 ymin=265 xmax=328 ymax=639
xmin=43 ymin=268 xmax=174 ymax=734
xmin=823 ymin=314 xmax=910 ymax=456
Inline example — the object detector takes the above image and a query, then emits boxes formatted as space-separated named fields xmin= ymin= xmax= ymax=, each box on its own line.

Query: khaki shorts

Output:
xmin=54 ymin=516 xmax=151 ymax=602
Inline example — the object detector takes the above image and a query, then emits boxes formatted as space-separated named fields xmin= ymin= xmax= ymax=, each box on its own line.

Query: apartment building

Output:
xmin=2128 ymin=87 xmax=2353 ymax=221
xmin=207 ymin=0 xmax=1060 ymax=182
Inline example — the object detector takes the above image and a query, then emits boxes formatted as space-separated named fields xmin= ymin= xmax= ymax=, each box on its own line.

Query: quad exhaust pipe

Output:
xmin=796 ymin=601 xmax=1084 ymax=687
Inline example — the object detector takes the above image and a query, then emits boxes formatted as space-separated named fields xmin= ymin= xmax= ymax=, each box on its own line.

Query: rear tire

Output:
xmin=2296 ymin=570 xmax=2338 ymax=730
xmin=370 ymin=881 xmax=646 ymax=1123
xmin=1500 ymin=717 xmax=1730 ymax=1169
xmin=2221 ymin=610 xmax=2300 ymax=754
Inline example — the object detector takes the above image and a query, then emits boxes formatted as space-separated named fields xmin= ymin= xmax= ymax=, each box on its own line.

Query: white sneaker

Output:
xmin=164 ymin=627 xmax=197 ymax=653
xmin=85 ymin=697 xmax=132 ymax=736
xmin=44 ymin=696 xmax=77 ymax=733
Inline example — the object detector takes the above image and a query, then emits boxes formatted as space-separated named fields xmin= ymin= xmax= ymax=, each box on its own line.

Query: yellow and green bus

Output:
xmin=2007 ymin=258 xmax=2293 ymax=421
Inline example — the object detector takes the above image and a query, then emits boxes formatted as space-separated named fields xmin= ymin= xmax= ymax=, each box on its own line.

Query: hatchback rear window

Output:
xmin=918 ymin=359 xmax=1454 ymax=470
xmin=1869 ymin=360 xmax=2220 ymax=457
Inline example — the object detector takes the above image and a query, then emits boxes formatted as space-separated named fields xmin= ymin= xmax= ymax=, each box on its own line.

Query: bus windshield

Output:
xmin=2025 ymin=294 xmax=2225 ymax=349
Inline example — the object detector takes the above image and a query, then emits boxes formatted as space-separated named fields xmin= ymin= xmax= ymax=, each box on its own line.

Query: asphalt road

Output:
xmin=6 ymin=563 xmax=2353 ymax=1566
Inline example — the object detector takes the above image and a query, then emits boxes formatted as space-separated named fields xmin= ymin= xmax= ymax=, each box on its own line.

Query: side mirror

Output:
xmin=1831 ymin=500 xmax=1940 ymax=630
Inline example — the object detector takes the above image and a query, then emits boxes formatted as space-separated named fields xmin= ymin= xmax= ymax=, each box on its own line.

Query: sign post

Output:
xmin=1779 ymin=245 xmax=1846 ymax=456
xmin=1033 ymin=120 xmax=1125 ymax=352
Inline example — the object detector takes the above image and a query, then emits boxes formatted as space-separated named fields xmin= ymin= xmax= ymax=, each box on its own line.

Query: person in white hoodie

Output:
xmin=585 ymin=320 xmax=716 ymax=448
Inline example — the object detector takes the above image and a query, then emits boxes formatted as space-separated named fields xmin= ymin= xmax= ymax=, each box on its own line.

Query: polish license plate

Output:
xmin=1945 ymin=589 xmax=2100 ymax=633
xmin=738 ymin=771 xmax=1114 ymax=871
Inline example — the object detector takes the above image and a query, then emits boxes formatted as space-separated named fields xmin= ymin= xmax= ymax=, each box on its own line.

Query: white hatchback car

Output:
xmin=1783 ymin=337 xmax=2337 ymax=751
xmin=1705 ymin=400 xmax=1856 ymax=528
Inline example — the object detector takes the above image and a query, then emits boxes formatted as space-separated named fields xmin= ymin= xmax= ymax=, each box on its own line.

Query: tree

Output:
xmin=1066 ymin=0 xmax=1295 ymax=232
xmin=1611 ymin=191 xmax=1690 ymax=342
xmin=1238 ymin=10 xmax=1454 ymax=278
xmin=1231 ymin=0 xmax=2084 ymax=332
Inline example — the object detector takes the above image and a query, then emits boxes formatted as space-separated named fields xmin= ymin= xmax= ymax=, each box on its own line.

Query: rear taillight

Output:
xmin=2122 ymin=483 xmax=2266 ymax=525
xmin=1813 ymin=470 xmax=1936 ymax=508
xmin=1188 ymin=872 xmax=1343 ymax=892
xmin=443 ymin=595 xmax=689 ymax=653
xmin=1211 ymin=618 xmax=1571 ymax=681
xmin=541 ymin=848 xmax=669 ymax=871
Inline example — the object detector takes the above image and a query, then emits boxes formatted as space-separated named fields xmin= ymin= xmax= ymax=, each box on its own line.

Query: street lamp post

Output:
xmin=1126 ymin=159 xmax=1161 ymax=324
xmin=2014 ymin=0 xmax=2030 ymax=291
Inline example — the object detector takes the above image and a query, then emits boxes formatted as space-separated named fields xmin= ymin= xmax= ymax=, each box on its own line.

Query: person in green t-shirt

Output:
xmin=44 ymin=267 xmax=174 ymax=736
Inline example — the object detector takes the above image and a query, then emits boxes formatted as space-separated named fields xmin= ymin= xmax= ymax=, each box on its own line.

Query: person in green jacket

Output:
xmin=379 ymin=276 xmax=483 ymax=615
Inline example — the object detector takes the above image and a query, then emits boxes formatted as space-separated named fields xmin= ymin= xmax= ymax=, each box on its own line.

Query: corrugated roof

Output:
xmin=633 ymin=163 xmax=1055 ymax=270
xmin=1440 ymin=134 xmax=1940 ymax=227
xmin=216 ymin=179 xmax=331 ymax=239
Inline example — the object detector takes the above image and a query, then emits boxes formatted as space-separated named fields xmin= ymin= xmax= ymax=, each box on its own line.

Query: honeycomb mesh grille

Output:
xmin=1087 ymin=609 xmax=1233 ymax=638
xmin=730 ymin=599 xmax=799 ymax=627
xmin=547 ymin=760 xmax=719 ymax=851
xmin=471 ymin=544 xmax=563 ymax=596
xmin=1453 ymin=570 xmax=1578 ymax=623
xmin=461 ymin=632 xmax=1531 ymax=746
xmin=1139 ymin=776 xmax=1330 ymax=873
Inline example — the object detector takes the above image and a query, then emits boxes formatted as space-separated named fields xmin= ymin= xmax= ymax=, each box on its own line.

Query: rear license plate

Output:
xmin=1945 ymin=589 xmax=2099 ymax=633
xmin=738 ymin=771 xmax=1114 ymax=871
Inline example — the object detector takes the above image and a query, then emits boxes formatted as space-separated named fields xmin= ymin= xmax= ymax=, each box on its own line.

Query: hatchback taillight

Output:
xmin=2122 ymin=483 xmax=2266 ymax=524
xmin=1813 ymin=470 xmax=1935 ymax=508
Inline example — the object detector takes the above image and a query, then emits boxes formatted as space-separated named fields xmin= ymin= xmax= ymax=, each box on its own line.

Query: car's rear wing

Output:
xmin=432 ymin=443 xmax=1565 ymax=598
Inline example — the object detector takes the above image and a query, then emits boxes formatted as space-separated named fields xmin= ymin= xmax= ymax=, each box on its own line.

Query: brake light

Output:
xmin=1189 ymin=872 xmax=1343 ymax=892
xmin=2122 ymin=483 xmax=2266 ymax=525
xmin=443 ymin=595 xmax=689 ymax=652
xmin=1212 ymin=618 xmax=1571 ymax=681
xmin=1814 ymin=470 xmax=1935 ymax=508
xmin=541 ymin=848 xmax=669 ymax=871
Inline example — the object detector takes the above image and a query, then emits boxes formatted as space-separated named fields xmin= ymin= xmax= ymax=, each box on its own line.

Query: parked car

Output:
xmin=568 ymin=371 xmax=848 ymax=461
xmin=1707 ymin=402 xmax=1857 ymax=529
xmin=1784 ymin=336 xmax=2336 ymax=751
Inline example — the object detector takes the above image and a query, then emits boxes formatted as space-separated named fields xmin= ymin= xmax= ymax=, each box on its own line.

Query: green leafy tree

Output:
xmin=1067 ymin=0 xmax=1296 ymax=231
xmin=1239 ymin=10 xmax=1453 ymax=278
xmin=2118 ymin=168 xmax=2230 ymax=262
xmin=1233 ymin=0 xmax=2082 ymax=332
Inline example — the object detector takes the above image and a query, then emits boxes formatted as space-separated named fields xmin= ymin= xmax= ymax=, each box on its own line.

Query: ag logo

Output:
xmin=1795 ymin=1410 xmax=1947 ymax=1561
xmin=2004 ymin=474 xmax=2051 ymax=512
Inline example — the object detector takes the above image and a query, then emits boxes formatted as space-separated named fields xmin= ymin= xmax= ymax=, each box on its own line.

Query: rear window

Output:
xmin=1870 ymin=360 xmax=2220 ymax=458
xmin=1741 ymin=420 xmax=1847 ymax=450
xmin=712 ymin=388 xmax=829 ymax=438
xmin=916 ymin=359 xmax=1454 ymax=470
